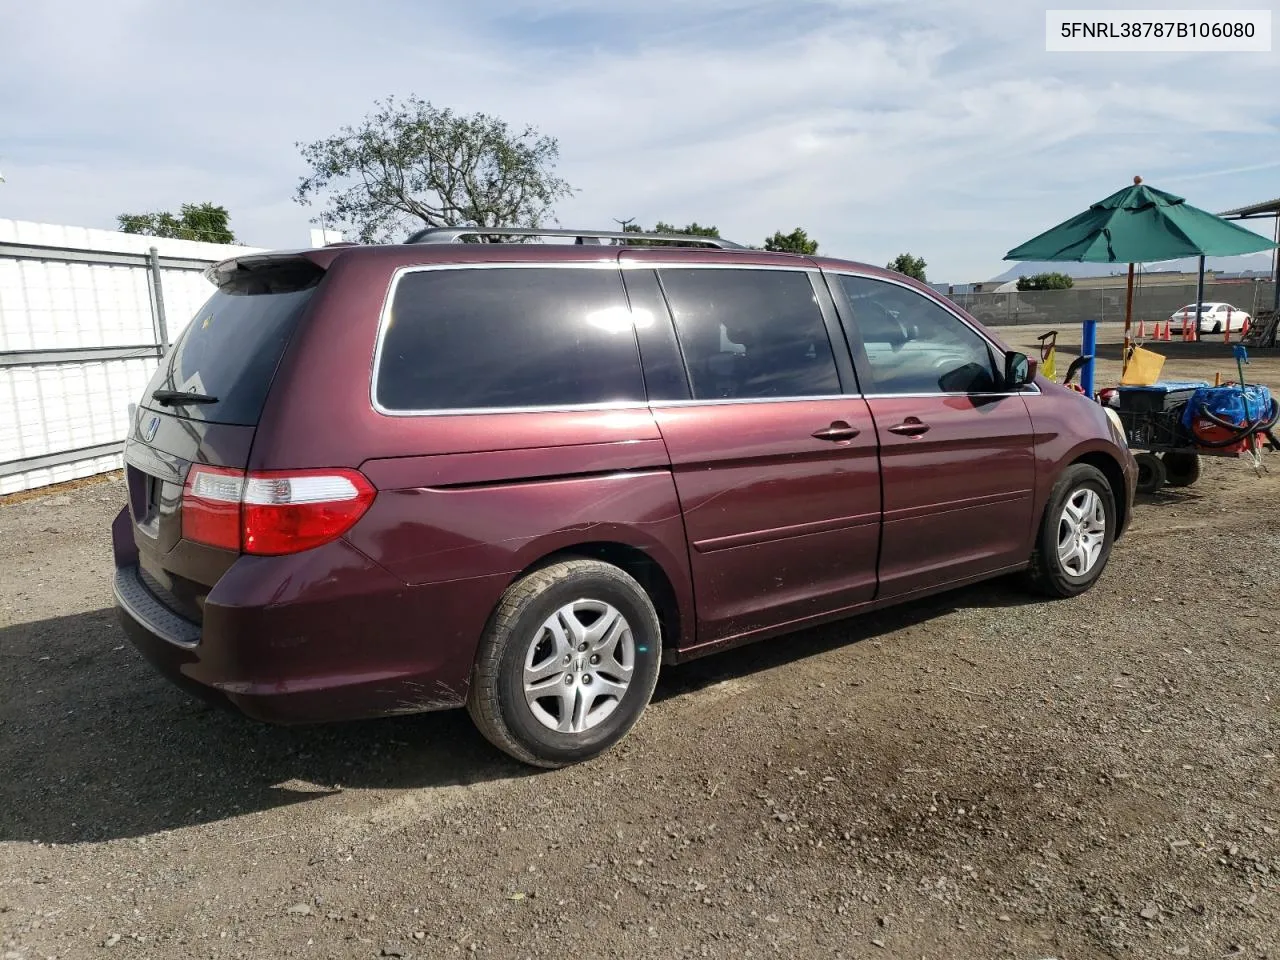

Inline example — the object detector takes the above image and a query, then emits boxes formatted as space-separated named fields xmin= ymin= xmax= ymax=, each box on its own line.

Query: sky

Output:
xmin=1 ymin=0 xmax=1277 ymax=283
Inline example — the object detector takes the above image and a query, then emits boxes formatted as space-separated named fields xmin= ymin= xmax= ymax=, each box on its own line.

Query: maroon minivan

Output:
xmin=112 ymin=228 xmax=1136 ymax=767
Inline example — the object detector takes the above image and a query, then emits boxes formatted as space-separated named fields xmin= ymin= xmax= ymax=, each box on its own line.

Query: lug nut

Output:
xmin=564 ymin=675 xmax=573 ymax=686
xmin=590 ymin=654 xmax=600 ymax=665
xmin=582 ymin=675 xmax=592 ymax=685
xmin=578 ymin=642 xmax=588 ymax=652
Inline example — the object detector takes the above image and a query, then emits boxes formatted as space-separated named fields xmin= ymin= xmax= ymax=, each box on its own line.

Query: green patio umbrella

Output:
xmin=1005 ymin=176 xmax=1277 ymax=369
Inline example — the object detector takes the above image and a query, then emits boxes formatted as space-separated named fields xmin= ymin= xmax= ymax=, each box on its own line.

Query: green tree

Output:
xmin=620 ymin=221 xmax=721 ymax=246
xmin=117 ymin=203 xmax=237 ymax=244
xmin=886 ymin=252 xmax=927 ymax=282
xmin=295 ymin=95 xmax=573 ymax=243
xmin=763 ymin=227 xmax=818 ymax=255
xmin=1016 ymin=271 xmax=1074 ymax=291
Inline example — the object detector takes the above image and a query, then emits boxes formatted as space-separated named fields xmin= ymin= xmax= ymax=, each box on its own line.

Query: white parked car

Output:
xmin=1169 ymin=302 xmax=1251 ymax=335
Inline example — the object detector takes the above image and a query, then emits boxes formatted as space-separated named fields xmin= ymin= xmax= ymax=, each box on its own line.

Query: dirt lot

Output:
xmin=3 ymin=344 xmax=1278 ymax=960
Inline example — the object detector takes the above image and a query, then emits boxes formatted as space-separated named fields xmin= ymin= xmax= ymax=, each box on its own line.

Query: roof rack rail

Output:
xmin=405 ymin=226 xmax=745 ymax=249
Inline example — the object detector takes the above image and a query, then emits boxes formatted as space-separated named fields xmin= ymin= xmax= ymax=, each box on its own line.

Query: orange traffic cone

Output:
xmin=1162 ymin=320 xmax=1171 ymax=341
xmin=1242 ymin=316 xmax=1251 ymax=337
xmin=1136 ymin=319 xmax=1146 ymax=337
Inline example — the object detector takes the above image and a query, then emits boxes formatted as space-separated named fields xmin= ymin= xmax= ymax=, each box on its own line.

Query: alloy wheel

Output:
xmin=1057 ymin=488 xmax=1107 ymax=577
xmin=522 ymin=599 xmax=635 ymax=733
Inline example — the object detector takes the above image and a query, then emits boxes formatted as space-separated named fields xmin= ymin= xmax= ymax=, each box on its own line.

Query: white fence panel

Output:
xmin=158 ymin=268 xmax=224 ymax=342
xmin=0 ymin=218 xmax=270 ymax=495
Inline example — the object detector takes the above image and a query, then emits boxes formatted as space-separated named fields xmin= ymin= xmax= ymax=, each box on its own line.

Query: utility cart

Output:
xmin=1100 ymin=380 xmax=1279 ymax=493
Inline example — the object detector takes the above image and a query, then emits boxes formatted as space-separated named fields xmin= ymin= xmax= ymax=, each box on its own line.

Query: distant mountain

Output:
xmin=992 ymin=253 xmax=1275 ymax=283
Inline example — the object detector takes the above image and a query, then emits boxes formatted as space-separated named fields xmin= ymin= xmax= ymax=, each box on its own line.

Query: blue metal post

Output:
xmin=1081 ymin=319 xmax=1097 ymax=398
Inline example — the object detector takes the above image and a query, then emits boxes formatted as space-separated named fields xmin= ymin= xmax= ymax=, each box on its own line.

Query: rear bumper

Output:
xmin=111 ymin=533 xmax=508 ymax=724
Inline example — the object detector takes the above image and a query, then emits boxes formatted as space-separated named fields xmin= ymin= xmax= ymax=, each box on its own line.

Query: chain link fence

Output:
xmin=946 ymin=279 xmax=1276 ymax=327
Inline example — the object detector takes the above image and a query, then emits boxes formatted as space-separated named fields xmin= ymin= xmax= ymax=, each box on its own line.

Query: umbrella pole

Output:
xmin=1195 ymin=254 xmax=1206 ymax=332
xmin=1273 ymin=214 xmax=1279 ymax=312
xmin=1122 ymin=262 xmax=1135 ymax=374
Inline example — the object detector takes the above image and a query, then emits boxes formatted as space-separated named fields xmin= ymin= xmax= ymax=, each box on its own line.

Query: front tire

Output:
xmin=1024 ymin=464 xmax=1117 ymax=599
xmin=467 ymin=559 xmax=662 ymax=768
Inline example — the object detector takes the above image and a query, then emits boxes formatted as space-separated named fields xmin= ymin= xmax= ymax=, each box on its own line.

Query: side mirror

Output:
xmin=1004 ymin=351 xmax=1031 ymax=389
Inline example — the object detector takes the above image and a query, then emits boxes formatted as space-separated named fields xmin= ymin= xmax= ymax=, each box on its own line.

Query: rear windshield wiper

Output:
xmin=151 ymin=389 xmax=219 ymax=406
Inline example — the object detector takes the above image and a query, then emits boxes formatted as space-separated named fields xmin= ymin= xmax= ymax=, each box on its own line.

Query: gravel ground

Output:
xmin=3 ymin=365 xmax=1279 ymax=959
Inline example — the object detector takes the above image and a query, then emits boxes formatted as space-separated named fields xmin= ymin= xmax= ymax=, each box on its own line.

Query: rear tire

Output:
xmin=1160 ymin=451 xmax=1201 ymax=487
xmin=467 ymin=559 xmax=662 ymax=768
xmin=1134 ymin=452 xmax=1166 ymax=494
xmin=1212 ymin=321 xmax=1223 ymax=334
xmin=1023 ymin=464 xmax=1117 ymax=599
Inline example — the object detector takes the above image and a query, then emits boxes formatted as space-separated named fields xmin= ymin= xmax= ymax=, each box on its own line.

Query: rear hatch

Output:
xmin=123 ymin=256 xmax=323 ymax=622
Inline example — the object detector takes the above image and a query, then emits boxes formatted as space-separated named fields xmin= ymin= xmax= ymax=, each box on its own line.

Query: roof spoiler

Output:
xmin=204 ymin=254 xmax=326 ymax=293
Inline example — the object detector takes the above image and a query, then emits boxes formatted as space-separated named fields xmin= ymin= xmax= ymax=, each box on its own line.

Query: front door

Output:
xmin=627 ymin=261 xmax=882 ymax=648
xmin=830 ymin=272 xmax=1036 ymax=600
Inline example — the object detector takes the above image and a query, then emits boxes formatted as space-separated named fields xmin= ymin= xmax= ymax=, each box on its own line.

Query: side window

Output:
xmin=376 ymin=268 xmax=646 ymax=412
xmin=658 ymin=269 xmax=841 ymax=400
xmin=838 ymin=276 xmax=999 ymax=395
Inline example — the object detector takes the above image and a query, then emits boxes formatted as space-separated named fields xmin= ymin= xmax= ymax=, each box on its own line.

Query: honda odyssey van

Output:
xmin=112 ymin=227 xmax=1136 ymax=767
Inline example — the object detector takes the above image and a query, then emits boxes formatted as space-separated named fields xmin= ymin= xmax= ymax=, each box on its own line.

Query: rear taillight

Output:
xmin=183 ymin=466 xmax=245 ymax=551
xmin=242 ymin=470 xmax=376 ymax=555
xmin=182 ymin=466 xmax=375 ymax=555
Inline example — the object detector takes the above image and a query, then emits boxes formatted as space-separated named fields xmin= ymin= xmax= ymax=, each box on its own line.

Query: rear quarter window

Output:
xmin=375 ymin=267 xmax=647 ymax=412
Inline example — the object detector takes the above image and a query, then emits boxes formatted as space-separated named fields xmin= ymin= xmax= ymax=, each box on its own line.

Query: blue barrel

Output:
xmin=1081 ymin=319 xmax=1097 ymax=398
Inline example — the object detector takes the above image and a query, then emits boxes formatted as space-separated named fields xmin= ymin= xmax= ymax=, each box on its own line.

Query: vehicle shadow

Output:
xmin=0 ymin=578 xmax=1040 ymax=844
xmin=0 ymin=608 xmax=529 ymax=846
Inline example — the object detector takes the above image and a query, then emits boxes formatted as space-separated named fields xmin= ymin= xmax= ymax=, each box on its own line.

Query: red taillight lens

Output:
xmin=182 ymin=466 xmax=245 ymax=551
xmin=242 ymin=469 xmax=376 ymax=555
xmin=181 ymin=466 xmax=375 ymax=555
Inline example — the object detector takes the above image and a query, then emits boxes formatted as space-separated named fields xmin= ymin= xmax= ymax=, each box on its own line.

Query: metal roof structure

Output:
xmin=1218 ymin=196 xmax=1280 ymax=314
xmin=1218 ymin=197 xmax=1280 ymax=220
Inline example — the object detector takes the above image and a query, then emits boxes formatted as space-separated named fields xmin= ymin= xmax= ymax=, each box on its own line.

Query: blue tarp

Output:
xmin=1182 ymin=384 xmax=1274 ymax=428
xmin=1117 ymin=380 xmax=1208 ymax=395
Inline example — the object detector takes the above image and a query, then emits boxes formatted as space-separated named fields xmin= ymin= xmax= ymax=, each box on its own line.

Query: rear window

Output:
xmin=375 ymin=267 xmax=646 ymax=412
xmin=144 ymin=259 xmax=320 ymax=425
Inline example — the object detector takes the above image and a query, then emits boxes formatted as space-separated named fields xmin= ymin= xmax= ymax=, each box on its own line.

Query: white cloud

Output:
xmin=1 ymin=0 xmax=1276 ymax=281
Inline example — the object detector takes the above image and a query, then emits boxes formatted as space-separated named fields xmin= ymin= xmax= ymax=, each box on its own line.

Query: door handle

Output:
xmin=888 ymin=418 xmax=930 ymax=437
xmin=812 ymin=421 xmax=861 ymax=442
